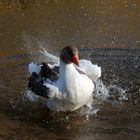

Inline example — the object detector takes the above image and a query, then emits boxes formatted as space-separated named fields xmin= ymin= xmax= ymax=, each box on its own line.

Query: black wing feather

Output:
xmin=28 ymin=62 xmax=59 ymax=98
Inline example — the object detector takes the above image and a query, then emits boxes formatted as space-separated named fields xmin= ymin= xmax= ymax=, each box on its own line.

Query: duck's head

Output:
xmin=60 ymin=46 xmax=79 ymax=66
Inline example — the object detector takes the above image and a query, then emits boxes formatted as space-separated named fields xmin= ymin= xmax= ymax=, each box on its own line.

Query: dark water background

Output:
xmin=0 ymin=0 xmax=140 ymax=139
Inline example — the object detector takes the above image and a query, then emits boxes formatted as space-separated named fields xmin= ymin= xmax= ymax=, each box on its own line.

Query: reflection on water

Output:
xmin=0 ymin=0 xmax=140 ymax=140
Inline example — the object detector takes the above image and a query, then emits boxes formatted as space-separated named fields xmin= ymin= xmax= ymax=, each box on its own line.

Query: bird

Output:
xmin=28 ymin=46 xmax=101 ymax=111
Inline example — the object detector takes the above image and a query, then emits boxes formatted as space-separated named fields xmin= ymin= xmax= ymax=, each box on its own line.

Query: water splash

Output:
xmin=23 ymin=32 xmax=54 ymax=62
xmin=80 ymin=79 xmax=128 ymax=116
xmin=24 ymin=90 xmax=39 ymax=102
xmin=108 ymin=85 xmax=128 ymax=101
xmin=39 ymin=48 xmax=59 ymax=63
xmin=94 ymin=80 xmax=109 ymax=100
xmin=25 ymin=67 xmax=127 ymax=117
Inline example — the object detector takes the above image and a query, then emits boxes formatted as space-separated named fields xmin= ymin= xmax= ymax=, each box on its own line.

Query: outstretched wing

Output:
xmin=40 ymin=62 xmax=59 ymax=81
xmin=75 ymin=59 xmax=101 ymax=81
xmin=28 ymin=62 xmax=59 ymax=98
xmin=28 ymin=72 xmax=50 ymax=98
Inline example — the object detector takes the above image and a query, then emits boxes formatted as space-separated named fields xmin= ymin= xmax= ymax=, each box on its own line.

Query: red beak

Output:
xmin=72 ymin=55 xmax=79 ymax=66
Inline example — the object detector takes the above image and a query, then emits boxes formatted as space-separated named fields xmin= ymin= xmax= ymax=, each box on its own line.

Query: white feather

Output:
xmin=45 ymin=61 xmax=94 ymax=111
xmin=79 ymin=59 xmax=101 ymax=81
xmin=28 ymin=62 xmax=41 ymax=75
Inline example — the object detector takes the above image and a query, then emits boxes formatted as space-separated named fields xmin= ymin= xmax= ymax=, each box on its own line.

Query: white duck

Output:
xmin=28 ymin=46 xmax=101 ymax=111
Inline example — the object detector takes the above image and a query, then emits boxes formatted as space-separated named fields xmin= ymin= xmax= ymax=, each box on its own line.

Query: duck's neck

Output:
xmin=59 ymin=60 xmax=76 ymax=78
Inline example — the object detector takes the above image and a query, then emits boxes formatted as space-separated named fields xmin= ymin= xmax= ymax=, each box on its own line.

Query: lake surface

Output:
xmin=0 ymin=0 xmax=140 ymax=140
